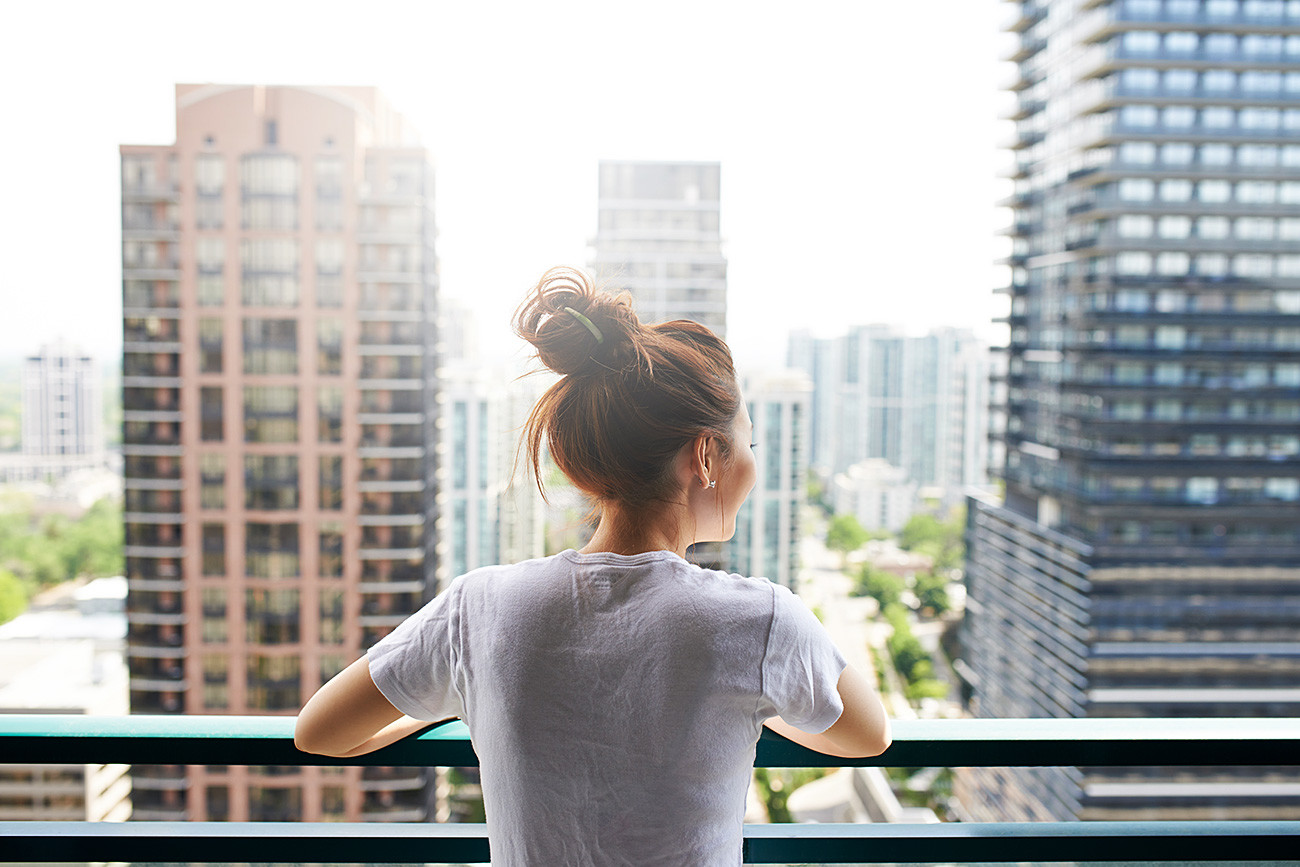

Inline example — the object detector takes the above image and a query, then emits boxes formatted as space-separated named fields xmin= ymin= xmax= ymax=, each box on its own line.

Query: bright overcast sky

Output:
xmin=1 ymin=0 xmax=1014 ymax=371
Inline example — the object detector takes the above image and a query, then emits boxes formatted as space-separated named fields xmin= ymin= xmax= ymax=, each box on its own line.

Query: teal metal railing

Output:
xmin=2 ymin=714 xmax=1298 ymax=863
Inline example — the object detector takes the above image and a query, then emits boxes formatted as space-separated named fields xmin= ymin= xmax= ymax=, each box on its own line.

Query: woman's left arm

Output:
xmin=294 ymin=656 xmax=446 ymax=757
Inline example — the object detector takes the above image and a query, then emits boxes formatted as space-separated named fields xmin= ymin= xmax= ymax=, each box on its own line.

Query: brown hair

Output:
xmin=514 ymin=267 xmax=741 ymax=510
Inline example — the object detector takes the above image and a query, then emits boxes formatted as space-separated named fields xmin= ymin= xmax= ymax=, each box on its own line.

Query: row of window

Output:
xmin=1080 ymin=323 xmax=1300 ymax=348
xmin=195 ymin=318 xmax=343 ymax=376
xmin=1114 ymin=103 xmax=1300 ymax=133
xmin=1102 ymin=519 xmax=1299 ymax=549
xmin=1085 ymin=474 xmax=1300 ymax=502
xmin=1088 ymin=396 xmax=1300 ymax=421
xmin=1070 ymin=287 xmax=1300 ymax=315
xmin=1110 ymin=250 xmax=1300 ymax=278
xmin=1112 ymin=213 xmax=1300 ymax=241
xmin=1115 ymin=175 xmax=1300 ymax=204
xmin=1119 ymin=0 xmax=1300 ymax=22
xmin=1114 ymin=140 xmax=1300 ymax=168
xmin=1069 ymin=359 xmax=1300 ymax=388
xmin=1118 ymin=29 xmax=1300 ymax=59
xmin=1114 ymin=67 xmax=1300 ymax=98
xmin=1098 ymin=432 xmax=1300 ymax=457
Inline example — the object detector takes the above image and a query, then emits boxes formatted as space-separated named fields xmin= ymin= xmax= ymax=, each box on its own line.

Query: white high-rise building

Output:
xmin=789 ymin=326 xmax=989 ymax=505
xmin=20 ymin=340 xmax=104 ymax=475
xmin=729 ymin=370 xmax=812 ymax=587
xmin=590 ymin=160 xmax=727 ymax=337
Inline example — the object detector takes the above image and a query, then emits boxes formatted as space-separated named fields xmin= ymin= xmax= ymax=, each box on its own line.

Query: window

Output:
xmin=1198 ymin=180 xmax=1232 ymax=203
xmin=1119 ymin=105 xmax=1158 ymax=127
xmin=319 ymin=456 xmax=343 ymax=510
xmin=1164 ymin=32 xmax=1199 ymax=55
xmin=245 ymin=589 xmax=300 ymax=644
xmin=317 ymin=318 xmax=343 ymax=375
xmin=244 ymin=455 xmax=299 ymax=510
xmin=241 ymin=154 xmax=299 ymax=196
xmin=1240 ymin=108 xmax=1280 ymax=130
xmin=1162 ymin=69 xmax=1197 ymax=93
xmin=1116 ymin=252 xmax=1152 ymax=275
xmin=202 ymin=656 xmax=228 ymax=710
xmin=241 ymin=239 xmax=299 ymax=306
xmin=1204 ymin=33 xmax=1238 ymax=57
xmin=202 ymin=523 xmax=226 ymax=576
xmin=1234 ymin=218 xmax=1275 ymax=241
xmin=246 ymin=656 xmax=301 ymax=712
xmin=1283 ymin=220 xmax=1300 ymax=242
xmin=244 ymin=386 xmax=298 ymax=442
xmin=1156 ymin=252 xmax=1190 ymax=276
xmin=245 ymin=522 xmax=300 ymax=579
xmin=1200 ymin=143 xmax=1233 ymax=166
xmin=199 ymin=318 xmax=223 ymax=373
xmin=1162 ymin=106 xmax=1196 ymax=129
xmin=243 ymin=318 xmax=298 ymax=375
xmin=1121 ymin=68 xmax=1160 ymax=92
xmin=1241 ymin=71 xmax=1283 ymax=94
xmin=1239 ymin=145 xmax=1279 ymax=167
xmin=1157 ymin=216 xmax=1191 ymax=239
xmin=1117 ymin=214 xmax=1153 ymax=238
xmin=1122 ymin=31 xmax=1161 ymax=54
xmin=1186 ymin=477 xmax=1218 ymax=505
xmin=196 ymin=155 xmax=224 ymax=193
xmin=319 ymin=525 xmax=344 ymax=579
xmin=200 ymin=454 xmax=225 ymax=509
xmin=1233 ymin=255 xmax=1274 ymax=278
xmin=1155 ymin=326 xmax=1186 ymax=349
xmin=1118 ymin=178 xmax=1154 ymax=201
xmin=201 ymin=386 xmax=223 ymax=441
xmin=1119 ymin=142 xmax=1157 ymax=164
xmin=1202 ymin=69 xmax=1236 ymax=93
xmin=1160 ymin=142 xmax=1194 ymax=165
xmin=1201 ymin=107 xmax=1235 ymax=129
xmin=318 ymin=386 xmax=343 ymax=443
xmin=202 ymin=587 xmax=227 ymax=642
xmin=1197 ymin=216 xmax=1230 ymax=239
xmin=320 ymin=588 xmax=345 ymax=645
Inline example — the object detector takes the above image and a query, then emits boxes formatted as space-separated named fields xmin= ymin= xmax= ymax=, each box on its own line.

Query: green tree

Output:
xmin=914 ymin=571 xmax=952 ymax=616
xmin=0 ymin=568 xmax=26 ymax=625
xmin=59 ymin=498 xmax=124 ymax=579
xmin=899 ymin=507 xmax=966 ymax=572
xmin=825 ymin=514 xmax=869 ymax=568
xmin=853 ymin=565 xmax=904 ymax=608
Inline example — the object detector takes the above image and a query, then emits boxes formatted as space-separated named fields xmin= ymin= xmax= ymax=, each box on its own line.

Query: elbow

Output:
xmin=293 ymin=717 xmax=343 ymax=757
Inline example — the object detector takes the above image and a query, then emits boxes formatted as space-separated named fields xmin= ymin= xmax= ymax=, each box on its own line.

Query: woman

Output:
xmin=295 ymin=267 xmax=891 ymax=865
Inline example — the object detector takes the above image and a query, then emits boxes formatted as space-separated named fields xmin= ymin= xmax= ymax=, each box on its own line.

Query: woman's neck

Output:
xmin=581 ymin=506 xmax=690 ymax=558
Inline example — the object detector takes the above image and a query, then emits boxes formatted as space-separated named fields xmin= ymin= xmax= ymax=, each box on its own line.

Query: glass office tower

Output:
xmin=960 ymin=0 xmax=1300 ymax=821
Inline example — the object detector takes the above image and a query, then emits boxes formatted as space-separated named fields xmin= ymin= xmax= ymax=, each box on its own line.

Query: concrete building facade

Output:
xmin=960 ymin=0 xmax=1300 ymax=822
xmin=120 ymin=84 xmax=439 ymax=821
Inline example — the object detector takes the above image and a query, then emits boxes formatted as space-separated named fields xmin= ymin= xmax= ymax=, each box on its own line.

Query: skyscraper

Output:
xmin=592 ymin=160 xmax=730 ymax=568
xmin=789 ymin=326 xmax=989 ymax=504
xmin=121 ymin=84 xmax=439 ymax=821
xmin=590 ymin=160 xmax=727 ymax=338
xmin=729 ymin=370 xmax=812 ymax=587
xmin=20 ymin=340 xmax=104 ymax=476
xmin=960 ymin=0 xmax=1300 ymax=821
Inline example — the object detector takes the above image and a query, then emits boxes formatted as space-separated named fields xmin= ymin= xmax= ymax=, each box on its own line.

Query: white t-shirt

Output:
xmin=367 ymin=548 xmax=847 ymax=866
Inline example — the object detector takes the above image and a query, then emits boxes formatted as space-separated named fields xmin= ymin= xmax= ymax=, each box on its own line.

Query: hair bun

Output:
xmin=513 ymin=267 xmax=641 ymax=377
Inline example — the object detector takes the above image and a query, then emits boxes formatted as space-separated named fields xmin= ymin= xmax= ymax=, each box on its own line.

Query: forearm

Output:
xmin=763 ymin=715 xmax=861 ymax=758
xmin=330 ymin=715 xmax=443 ymax=758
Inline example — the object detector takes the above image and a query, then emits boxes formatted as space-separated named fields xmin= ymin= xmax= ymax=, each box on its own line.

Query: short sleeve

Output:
xmin=760 ymin=583 xmax=847 ymax=734
xmin=367 ymin=578 xmax=464 ymax=722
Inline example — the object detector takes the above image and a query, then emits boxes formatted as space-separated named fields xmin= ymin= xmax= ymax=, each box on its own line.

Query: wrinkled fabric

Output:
xmin=368 ymin=549 xmax=846 ymax=866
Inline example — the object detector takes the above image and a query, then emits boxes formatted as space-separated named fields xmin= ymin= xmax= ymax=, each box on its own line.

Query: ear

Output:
xmin=689 ymin=434 xmax=713 ymax=487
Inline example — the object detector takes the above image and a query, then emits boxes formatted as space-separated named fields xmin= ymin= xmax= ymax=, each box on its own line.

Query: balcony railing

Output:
xmin=1 ymin=715 xmax=1298 ymax=863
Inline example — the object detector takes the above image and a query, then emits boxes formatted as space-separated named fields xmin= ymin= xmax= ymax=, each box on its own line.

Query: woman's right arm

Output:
xmin=295 ymin=656 xmax=443 ymax=757
xmin=764 ymin=664 xmax=892 ymax=758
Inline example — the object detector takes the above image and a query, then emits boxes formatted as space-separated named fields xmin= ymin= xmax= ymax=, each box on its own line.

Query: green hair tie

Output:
xmin=563 ymin=306 xmax=604 ymax=344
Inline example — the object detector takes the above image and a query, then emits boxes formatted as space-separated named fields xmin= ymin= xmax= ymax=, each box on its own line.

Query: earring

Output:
xmin=707 ymin=480 xmax=717 ymax=489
